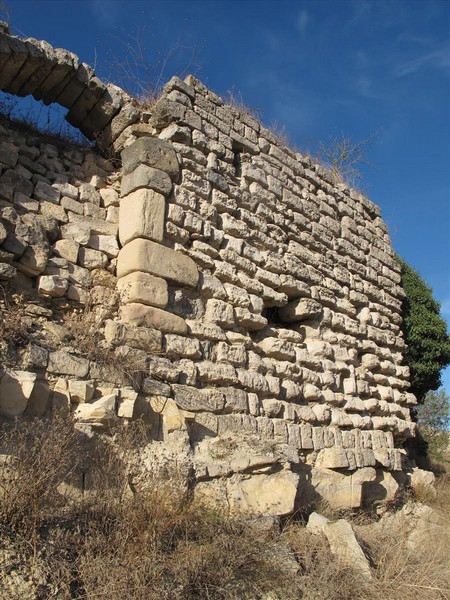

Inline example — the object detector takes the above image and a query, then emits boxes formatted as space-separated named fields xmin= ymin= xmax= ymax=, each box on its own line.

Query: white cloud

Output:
xmin=90 ymin=0 xmax=120 ymax=28
xmin=296 ymin=9 xmax=310 ymax=34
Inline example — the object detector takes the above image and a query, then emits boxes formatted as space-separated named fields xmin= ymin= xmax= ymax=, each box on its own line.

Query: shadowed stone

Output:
xmin=121 ymin=137 xmax=179 ymax=179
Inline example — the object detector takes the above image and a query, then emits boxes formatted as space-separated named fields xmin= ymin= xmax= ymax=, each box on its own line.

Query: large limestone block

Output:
xmin=117 ymin=271 xmax=168 ymax=308
xmin=119 ymin=188 xmax=165 ymax=246
xmin=117 ymin=238 xmax=198 ymax=288
xmin=0 ymin=370 xmax=37 ymax=418
xmin=301 ymin=466 xmax=377 ymax=510
xmin=173 ymin=384 xmax=225 ymax=413
xmin=227 ymin=470 xmax=300 ymax=517
xmin=278 ymin=298 xmax=323 ymax=323
xmin=194 ymin=470 xmax=299 ymax=517
xmin=24 ymin=380 xmax=51 ymax=417
xmin=121 ymin=137 xmax=180 ymax=179
xmin=121 ymin=164 xmax=172 ymax=197
xmin=362 ymin=470 xmax=400 ymax=506
xmin=120 ymin=303 xmax=187 ymax=335
xmin=104 ymin=320 xmax=162 ymax=352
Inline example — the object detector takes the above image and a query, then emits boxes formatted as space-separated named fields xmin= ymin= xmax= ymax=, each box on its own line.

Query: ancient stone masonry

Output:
xmin=0 ymin=28 xmax=419 ymax=516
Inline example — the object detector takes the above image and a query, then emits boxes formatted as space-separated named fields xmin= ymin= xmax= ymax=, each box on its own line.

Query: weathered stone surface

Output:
xmin=0 ymin=370 xmax=37 ymax=418
xmin=120 ymin=303 xmax=187 ymax=335
xmin=116 ymin=238 xmax=198 ymax=287
xmin=197 ymin=470 xmax=300 ymax=517
xmin=24 ymin=380 xmax=51 ymax=417
xmin=38 ymin=274 xmax=68 ymax=297
xmin=87 ymin=234 xmax=119 ymax=258
xmin=121 ymin=137 xmax=180 ymax=179
xmin=104 ymin=320 xmax=162 ymax=351
xmin=121 ymin=164 xmax=172 ymax=197
xmin=173 ymin=384 xmax=225 ymax=412
xmin=278 ymin=298 xmax=323 ymax=323
xmin=307 ymin=513 xmax=372 ymax=578
xmin=119 ymin=188 xmax=165 ymax=245
xmin=300 ymin=466 xmax=377 ymax=509
xmin=47 ymin=351 xmax=90 ymax=377
xmin=117 ymin=271 xmax=168 ymax=308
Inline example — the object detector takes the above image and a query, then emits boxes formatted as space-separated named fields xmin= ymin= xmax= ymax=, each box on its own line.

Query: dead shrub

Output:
xmin=0 ymin=411 xmax=80 ymax=545
xmin=0 ymin=291 xmax=34 ymax=365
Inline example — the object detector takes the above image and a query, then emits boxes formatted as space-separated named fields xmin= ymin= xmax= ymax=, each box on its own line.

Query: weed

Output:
xmin=225 ymin=89 xmax=262 ymax=121
xmin=318 ymin=132 xmax=377 ymax=189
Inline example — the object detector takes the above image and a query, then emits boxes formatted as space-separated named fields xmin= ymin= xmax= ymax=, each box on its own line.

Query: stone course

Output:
xmin=0 ymin=29 xmax=419 ymax=516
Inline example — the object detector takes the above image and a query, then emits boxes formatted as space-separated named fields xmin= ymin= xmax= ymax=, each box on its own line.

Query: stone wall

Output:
xmin=0 ymin=29 xmax=418 ymax=516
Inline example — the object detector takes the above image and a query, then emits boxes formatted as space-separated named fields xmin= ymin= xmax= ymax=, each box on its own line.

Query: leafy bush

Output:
xmin=398 ymin=257 xmax=450 ymax=402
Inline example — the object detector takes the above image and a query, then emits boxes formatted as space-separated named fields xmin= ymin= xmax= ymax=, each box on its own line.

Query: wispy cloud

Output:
xmin=393 ymin=45 xmax=449 ymax=77
xmin=352 ymin=76 xmax=379 ymax=99
xmin=296 ymin=9 xmax=310 ymax=34
xmin=90 ymin=0 xmax=120 ymax=28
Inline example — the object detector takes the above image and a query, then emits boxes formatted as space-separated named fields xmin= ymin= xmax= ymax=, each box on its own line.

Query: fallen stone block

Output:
xmin=307 ymin=512 xmax=372 ymax=578
xmin=74 ymin=394 xmax=118 ymax=428
xmin=0 ymin=370 xmax=37 ymax=418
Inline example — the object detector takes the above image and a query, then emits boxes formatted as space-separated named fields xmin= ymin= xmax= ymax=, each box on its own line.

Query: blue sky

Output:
xmin=3 ymin=0 xmax=450 ymax=391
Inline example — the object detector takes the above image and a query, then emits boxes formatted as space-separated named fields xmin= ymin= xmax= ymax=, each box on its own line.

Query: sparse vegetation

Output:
xmin=318 ymin=132 xmax=377 ymax=188
xmin=415 ymin=388 xmax=450 ymax=462
xmin=0 ymin=93 xmax=91 ymax=148
xmin=0 ymin=290 xmax=34 ymax=365
xmin=0 ymin=415 xmax=299 ymax=600
xmin=1 ymin=413 xmax=449 ymax=599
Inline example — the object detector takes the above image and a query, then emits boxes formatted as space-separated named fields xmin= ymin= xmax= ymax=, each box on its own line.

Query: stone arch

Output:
xmin=0 ymin=22 xmax=140 ymax=152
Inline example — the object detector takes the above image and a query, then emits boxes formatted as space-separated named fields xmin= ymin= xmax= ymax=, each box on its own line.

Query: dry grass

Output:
xmin=1 ymin=413 xmax=449 ymax=599
xmin=0 ymin=291 xmax=34 ymax=365
xmin=0 ymin=415 xmax=299 ymax=600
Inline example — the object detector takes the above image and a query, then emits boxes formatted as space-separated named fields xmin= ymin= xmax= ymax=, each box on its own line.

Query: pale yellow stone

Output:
xmin=120 ymin=303 xmax=187 ymax=335
xmin=116 ymin=238 xmax=198 ymax=287
xmin=119 ymin=188 xmax=165 ymax=245
xmin=0 ymin=370 xmax=37 ymax=418
xmin=117 ymin=271 xmax=168 ymax=308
